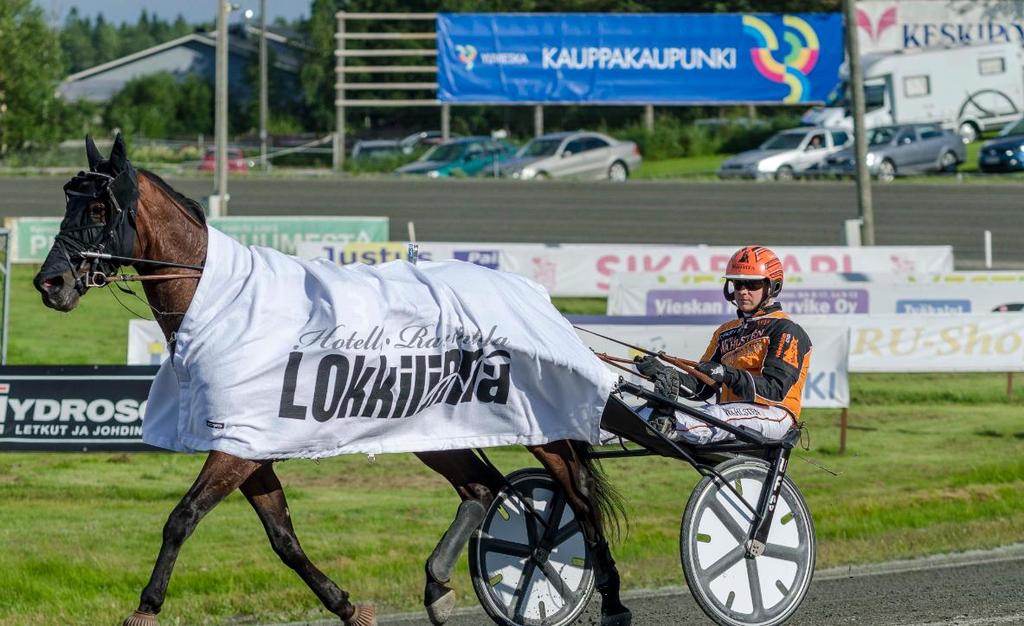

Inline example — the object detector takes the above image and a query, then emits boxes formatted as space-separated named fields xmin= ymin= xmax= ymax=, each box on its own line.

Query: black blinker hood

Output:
xmin=40 ymin=146 xmax=140 ymax=289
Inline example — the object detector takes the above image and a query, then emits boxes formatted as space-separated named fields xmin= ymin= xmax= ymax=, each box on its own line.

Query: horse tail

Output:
xmin=574 ymin=441 xmax=628 ymax=543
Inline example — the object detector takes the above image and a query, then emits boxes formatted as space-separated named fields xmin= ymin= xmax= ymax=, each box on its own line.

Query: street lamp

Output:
xmin=213 ymin=1 xmax=241 ymax=217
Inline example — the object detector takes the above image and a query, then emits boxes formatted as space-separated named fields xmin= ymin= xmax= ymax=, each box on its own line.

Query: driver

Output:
xmin=637 ymin=245 xmax=812 ymax=443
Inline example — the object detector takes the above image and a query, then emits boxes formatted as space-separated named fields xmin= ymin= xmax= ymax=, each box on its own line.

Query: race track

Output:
xmin=2 ymin=176 xmax=1020 ymax=269
xmin=366 ymin=544 xmax=1024 ymax=626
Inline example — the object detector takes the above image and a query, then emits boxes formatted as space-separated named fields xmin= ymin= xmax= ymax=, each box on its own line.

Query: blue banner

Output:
xmin=437 ymin=13 xmax=843 ymax=104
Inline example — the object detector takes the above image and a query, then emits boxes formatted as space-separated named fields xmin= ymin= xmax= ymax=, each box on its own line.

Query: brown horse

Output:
xmin=33 ymin=135 xmax=631 ymax=626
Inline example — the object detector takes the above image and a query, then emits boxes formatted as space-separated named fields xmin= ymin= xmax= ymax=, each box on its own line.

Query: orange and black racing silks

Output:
xmin=681 ymin=303 xmax=812 ymax=419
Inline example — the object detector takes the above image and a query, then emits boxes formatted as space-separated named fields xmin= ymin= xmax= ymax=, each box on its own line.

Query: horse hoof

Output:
xmin=601 ymin=609 xmax=633 ymax=626
xmin=122 ymin=611 xmax=158 ymax=626
xmin=344 ymin=604 xmax=376 ymax=626
xmin=425 ymin=588 xmax=456 ymax=625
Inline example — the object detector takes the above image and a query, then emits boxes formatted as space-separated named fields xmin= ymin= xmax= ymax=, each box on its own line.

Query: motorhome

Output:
xmin=802 ymin=42 xmax=1024 ymax=142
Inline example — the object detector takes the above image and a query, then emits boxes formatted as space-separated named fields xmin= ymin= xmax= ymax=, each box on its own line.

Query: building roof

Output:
xmin=60 ymin=26 xmax=303 ymax=102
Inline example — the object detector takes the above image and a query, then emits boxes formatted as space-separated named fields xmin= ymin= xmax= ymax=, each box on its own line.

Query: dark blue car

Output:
xmin=979 ymin=118 xmax=1024 ymax=173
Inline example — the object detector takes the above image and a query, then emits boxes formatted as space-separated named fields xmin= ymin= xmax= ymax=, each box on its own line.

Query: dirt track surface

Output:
xmin=2 ymin=176 xmax=1021 ymax=269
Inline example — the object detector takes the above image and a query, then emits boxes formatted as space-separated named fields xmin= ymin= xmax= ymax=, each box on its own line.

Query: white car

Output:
xmin=498 ymin=131 xmax=642 ymax=181
xmin=717 ymin=127 xmax=851 ymax=181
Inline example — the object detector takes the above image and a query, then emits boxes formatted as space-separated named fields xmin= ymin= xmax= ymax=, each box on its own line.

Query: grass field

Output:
xmin=4 ymin=266 xmax=1024 ymax=625
xmin=633 ymin=155 xmax=723 ymax=179
xmin=1 ymin=375 xmax=1022 ymax=625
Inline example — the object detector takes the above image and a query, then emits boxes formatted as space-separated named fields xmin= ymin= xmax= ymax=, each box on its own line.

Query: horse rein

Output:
xmin=80 ymin=251 xmax=202 ymax=287
xmin=576 ymin=325 xmax=719 ymax=387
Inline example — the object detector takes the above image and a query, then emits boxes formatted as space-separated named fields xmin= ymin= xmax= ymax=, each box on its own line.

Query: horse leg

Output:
xmin=529 ymin=441 xmax=632 ymax=626
xmin=123 ymin=451 xmax=261 ymax=626
xmin=239 ymin=462 xmax=374 ymax=626
xmin=415 ymin=450 xmax=504 ymax=626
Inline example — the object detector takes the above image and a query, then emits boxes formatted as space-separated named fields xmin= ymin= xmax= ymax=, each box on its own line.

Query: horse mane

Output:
xmin=138 ymin=169 xmax=207 ymax=224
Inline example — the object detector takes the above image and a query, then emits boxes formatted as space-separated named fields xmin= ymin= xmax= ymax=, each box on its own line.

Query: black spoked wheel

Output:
xmin=680 ymin=458 xmax=816 ymax=626
xmin=469 ymin=469 xmax=594 ymax=626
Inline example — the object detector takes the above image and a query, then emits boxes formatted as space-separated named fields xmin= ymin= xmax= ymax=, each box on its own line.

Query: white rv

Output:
xmin=802 ymin=43 xmax=1024 ymax=142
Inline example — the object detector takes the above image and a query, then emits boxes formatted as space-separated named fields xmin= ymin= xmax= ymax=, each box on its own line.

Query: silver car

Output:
xmin=820 ymin=124 xmax=966 ymax=182
xmin=717 ymin=127 xmax=850 ymax=180
xmin=499 ymin=131 xmax=642 ymax=181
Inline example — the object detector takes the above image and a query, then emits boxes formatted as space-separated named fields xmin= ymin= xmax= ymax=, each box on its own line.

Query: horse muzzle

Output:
xmin=33 ymin=269 xmax=82 ymax=312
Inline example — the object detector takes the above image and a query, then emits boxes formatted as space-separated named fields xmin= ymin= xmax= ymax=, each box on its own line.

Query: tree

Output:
xmin=92 ymin=14 xmax=119 ymax=65
xmin=300 ymin=0 xmax=339 ymax=132
xmin=61 ymin=8 xmax=97 ymax=74
xmin=0 ymin=0 xmax=66 ymax=154
xmin=175 ymin=74 xmax=215 ymax=136
xmin=104 ymin=72 xmax=213 ymax=138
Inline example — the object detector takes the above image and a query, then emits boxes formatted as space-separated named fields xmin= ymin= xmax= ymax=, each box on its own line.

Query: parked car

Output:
xmin=399 ymin=130 xmax=458 ymax=153
xmin=498 ymin=131 xmax=641 ymax=181
xmin=352 ymin=131 xmax=461 ymax=160
xmin=819 ymin=124 xmax=965 ymax=182
xmin=393 ymin=137 xmax=517 ymax=177
xmin=351 ymin=139 xmax=403 ymax=160
xmin=198 ymin=147 xmax=250 ymax=172
xmin=978 ymin=117 xmax=1024 ymax=173
xmin=717 ymin=127 xmax=849 ymax=180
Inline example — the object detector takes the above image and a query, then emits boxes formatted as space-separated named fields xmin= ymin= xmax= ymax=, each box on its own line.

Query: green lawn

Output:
xmin=634 ymin=155 xmax=723 ymax=179
xmin=8 ymin=265 xmax=139 ymax=364
xmin=0 ymin=375 xmax=1021 ymax=625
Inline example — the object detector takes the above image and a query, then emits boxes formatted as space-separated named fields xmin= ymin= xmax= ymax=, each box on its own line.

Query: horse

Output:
xmin=33 ymin=135 xmax=632 ymax=626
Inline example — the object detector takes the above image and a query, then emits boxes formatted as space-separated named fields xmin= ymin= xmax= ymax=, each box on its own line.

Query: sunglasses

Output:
xmin=731 ymin=279 xmax=766 ymax=291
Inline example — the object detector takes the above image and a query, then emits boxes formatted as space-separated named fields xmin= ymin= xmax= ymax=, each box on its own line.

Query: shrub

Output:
xmin=612 ymin=112 xmax=805 ymax=160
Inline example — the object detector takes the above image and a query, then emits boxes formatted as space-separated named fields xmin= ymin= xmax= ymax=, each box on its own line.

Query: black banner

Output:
xmin=0 ymin=366 xmax=158 ymax=452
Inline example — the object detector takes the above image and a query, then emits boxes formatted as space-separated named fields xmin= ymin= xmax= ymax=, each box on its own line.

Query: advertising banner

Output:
xmin=437 ymin=13 xmax=844 ymax=103
xmin=856 ymin=0 xmax=1024 ymax=54
xmin=6 ymin=216 xmax=390 ymax=263
xmin=296 ymin=241 xmax=955 ymax=298
xmin=608 ymin=272 xmax=1024 ymax=318
xmin=571 ymin=317 xmax=850 ymax=408
xmin=0 ymin=366 xmax=158 ymax=451
xmin=840 ymin=314 xmax=1024 ymax=372
xmin=129 ymin=320 xmax=168 ymax=365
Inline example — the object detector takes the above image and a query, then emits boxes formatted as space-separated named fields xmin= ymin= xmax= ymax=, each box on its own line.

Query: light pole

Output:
xmin=214 ymin=0 xmax=231 ymax=216
xmin=842 ymin=0 xmax=875 ymax=245
xmin=259 ymin=0 xmax=268 ymax=171
xmin=245 ymin=4 xmax=268 ymax=171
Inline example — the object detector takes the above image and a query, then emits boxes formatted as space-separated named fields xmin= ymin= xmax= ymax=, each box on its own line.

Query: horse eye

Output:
xmin=89 ymin=203 xmax=105 ymax=218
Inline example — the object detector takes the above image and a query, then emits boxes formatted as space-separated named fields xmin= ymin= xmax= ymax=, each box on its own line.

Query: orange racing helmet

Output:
xmin=723 ymin=245 xmax=784 ymax=301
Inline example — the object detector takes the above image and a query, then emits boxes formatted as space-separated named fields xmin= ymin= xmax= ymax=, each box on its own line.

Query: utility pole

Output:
xmin=259 ymin=0 xmax=269 ymax=171
xmin=843 ymin=0 xmax=874 ymax=245
xmin=215 ymin=0 xmax=230 ymax=216
xmin=334 ymin=12 xmax=346 ymax=171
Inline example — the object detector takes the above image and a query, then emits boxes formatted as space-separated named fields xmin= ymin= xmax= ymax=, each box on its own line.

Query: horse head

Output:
xmin=34 ymin=133 xmax=140 ymax=312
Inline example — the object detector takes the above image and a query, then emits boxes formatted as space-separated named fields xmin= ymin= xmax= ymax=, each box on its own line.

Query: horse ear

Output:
xmin=108 ymin=132 xmax=128 ymax=172
xmin=85 ymin=135 xmax=103 ymax=170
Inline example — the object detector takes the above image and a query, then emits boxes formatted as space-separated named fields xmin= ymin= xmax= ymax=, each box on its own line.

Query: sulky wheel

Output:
xmin=469 ymin=469 xmax=594 ymax=626
xmin=680 ymin=458 xmax=815 ymax=626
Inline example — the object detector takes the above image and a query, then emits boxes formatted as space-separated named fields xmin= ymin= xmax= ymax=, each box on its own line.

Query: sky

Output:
xmin=35 ymin=0 xmax=309 ymax=27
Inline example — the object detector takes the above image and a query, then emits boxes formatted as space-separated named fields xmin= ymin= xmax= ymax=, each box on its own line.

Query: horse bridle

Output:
xmin=55 ymin=169 xmax=203 ymax=293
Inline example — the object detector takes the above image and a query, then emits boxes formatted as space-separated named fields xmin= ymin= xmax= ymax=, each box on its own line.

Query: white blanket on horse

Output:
xmin=143 ymin=226 xmax=615 ymax=460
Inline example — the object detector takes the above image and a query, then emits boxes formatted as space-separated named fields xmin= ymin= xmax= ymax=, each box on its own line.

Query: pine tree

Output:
xmin=61 ymin=8 xmax=97 ymax=73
